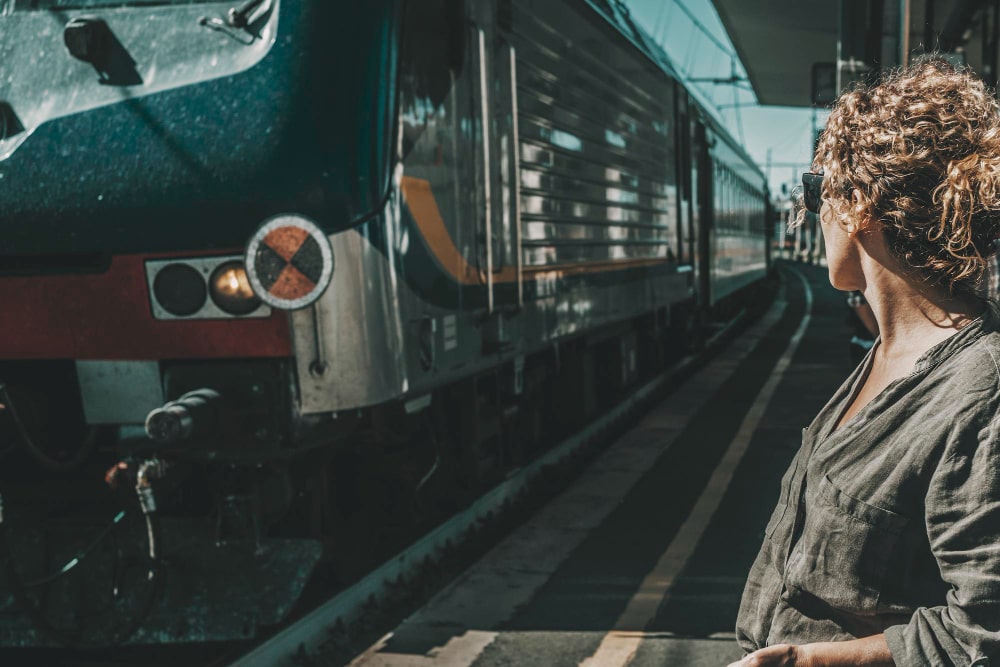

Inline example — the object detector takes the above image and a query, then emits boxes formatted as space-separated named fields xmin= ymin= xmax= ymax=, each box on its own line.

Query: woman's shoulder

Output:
xmin=975 ymin=330 xmax=1000 ymax=381
xmin=920 ymin=315 xmax=1000 ymax=410
xmin=919 ymin=332 xmax=1000 ymax=463
xmin=942 ymin=332 xmax=1000 ymax=394
xmin=968 ymin=300 xmax=1000 ymax=386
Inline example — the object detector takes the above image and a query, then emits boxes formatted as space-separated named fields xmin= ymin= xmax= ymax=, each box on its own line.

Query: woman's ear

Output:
xmin=844 ymin=188 xmax=869 ymax=236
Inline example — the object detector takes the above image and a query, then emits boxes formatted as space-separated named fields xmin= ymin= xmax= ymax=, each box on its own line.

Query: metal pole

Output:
xmin=989 ymin=0 xmax=1000 ymax=88
xmin=477 ymin=28 xmax=494 ymax=315
xmin=924 ymin=0 xmax=934 ymax=53
xmin=509 ymin=44 xmax=523 ymax=308
xmin=836 ymin=0 xmax=844 ymax=95
xmin=900 ymin=0 xmax=912 ymax=67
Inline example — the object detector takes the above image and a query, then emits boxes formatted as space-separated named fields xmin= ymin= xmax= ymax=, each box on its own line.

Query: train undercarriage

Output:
xmin=0 ymin=279 xmax=773 ymax=647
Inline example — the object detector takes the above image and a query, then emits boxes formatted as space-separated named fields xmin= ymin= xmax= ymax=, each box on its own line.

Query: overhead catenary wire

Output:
xmin=649 ymin=0 xmax=755 ymax=142
xmin=651 ymin=1 xmax=674 ymax=43
xmin=670 ymin=0 xmax=737 ymax=59
xmin=620 ymin=0 xmax=816 ymax=197
xmin=731 ymin=58 xmax=746 ymax=145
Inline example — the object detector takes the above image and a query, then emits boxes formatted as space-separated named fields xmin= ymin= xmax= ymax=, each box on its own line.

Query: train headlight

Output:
xmin=209 ymin=261 xmax=261 ymax=315
xmin=153 ymin=263 xmax=207 ymax=316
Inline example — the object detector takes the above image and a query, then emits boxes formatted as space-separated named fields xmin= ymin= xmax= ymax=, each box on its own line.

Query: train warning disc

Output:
xmin=244 ymin=215 xmax=334 ymax=310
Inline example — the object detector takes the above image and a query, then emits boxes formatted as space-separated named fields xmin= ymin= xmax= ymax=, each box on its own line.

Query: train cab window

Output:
xmin=399 ymin=0 xmax=465 ymax=159
xmin=11 ymin=0 xmax=222 ymax=7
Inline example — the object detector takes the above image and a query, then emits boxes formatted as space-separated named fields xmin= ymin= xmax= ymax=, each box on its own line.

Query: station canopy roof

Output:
xmin=711 ymin=0 xmax=839 ymax=107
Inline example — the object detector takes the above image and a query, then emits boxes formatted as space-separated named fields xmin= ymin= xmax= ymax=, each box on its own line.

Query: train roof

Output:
xmin=583 ymin=0 xmax=767 ymax=190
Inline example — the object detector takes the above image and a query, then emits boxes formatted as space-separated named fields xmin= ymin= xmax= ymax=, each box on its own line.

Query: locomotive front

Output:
xmin=0 ymin=0 xmax=402 ymax=646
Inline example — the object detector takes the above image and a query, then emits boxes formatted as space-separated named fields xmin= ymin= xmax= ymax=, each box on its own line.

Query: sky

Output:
xmin=623 ymin=0 xmax=829 ymax=197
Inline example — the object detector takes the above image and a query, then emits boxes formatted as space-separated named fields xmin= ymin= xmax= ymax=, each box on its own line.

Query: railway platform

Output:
xmin=281 ymin=261 xmax=851 ymax=667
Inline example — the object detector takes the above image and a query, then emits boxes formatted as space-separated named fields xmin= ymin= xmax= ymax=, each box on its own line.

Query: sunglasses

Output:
xmin=802 ymin=172 xmax=823 ymax=214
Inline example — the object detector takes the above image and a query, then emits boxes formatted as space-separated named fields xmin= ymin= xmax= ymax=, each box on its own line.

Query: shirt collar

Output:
xmin=912 ymin=298 xmax=995 ymax=372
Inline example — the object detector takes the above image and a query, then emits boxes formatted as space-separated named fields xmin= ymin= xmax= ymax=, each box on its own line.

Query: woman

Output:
xmin=731 ymin=59 xmax=1000 ymax=667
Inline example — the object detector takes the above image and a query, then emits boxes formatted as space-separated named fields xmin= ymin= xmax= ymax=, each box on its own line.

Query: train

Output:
xmin=0 ymin=0 xmax=769 ymax=647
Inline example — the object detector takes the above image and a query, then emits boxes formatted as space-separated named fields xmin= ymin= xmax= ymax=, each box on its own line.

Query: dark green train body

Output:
xmin=0 ymin=0 xmax=769 ymax=647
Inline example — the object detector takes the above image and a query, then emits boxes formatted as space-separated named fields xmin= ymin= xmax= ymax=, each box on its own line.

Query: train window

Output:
xmin=733 ymin=179 xmax=738 ymax=233
xmin=723 ymin=169 xmax=729 ymax=230
xmin=725 ymin=171 xmax=730 ymax=231
xmin=679 ymin=110 xmax=692 ymax=201
xmin=739 ymin=182 xmax=743 ymax=230
xmin=726 ymin=169 xmax=733 ymax=230
xmin=735 ymin=180 xmax=740 ymax=232
xmin=744 ymin=184 xmax=748 ymax=232
xmin=734 ymin=178 xmax=739 ymax=230
xmin=742 ymin=182 xmax=753 ymax=232
xmin=719 ymin=168 xmax=725 ymax=229
xmin=715 ymin=165 xmax=722 ymax=216
xmin=746 ymin=186 xmax=751 ymax=234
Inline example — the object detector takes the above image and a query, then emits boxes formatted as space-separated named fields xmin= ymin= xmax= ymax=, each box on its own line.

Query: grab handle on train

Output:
xmin=144 ymin=388 xmax=221 ymax=444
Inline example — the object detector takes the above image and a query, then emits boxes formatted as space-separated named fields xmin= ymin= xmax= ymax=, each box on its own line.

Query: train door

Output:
xmin=676 ymin=86 xmax=695 ymax=268
xmin=469 ymin=1 xmax=520 ymax=315
xmin=693 ymin=120 xmax=713 ymax=307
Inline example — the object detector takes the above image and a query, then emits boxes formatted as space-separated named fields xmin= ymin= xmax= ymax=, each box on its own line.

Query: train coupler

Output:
xmin=144 ymin=388 xmax=221 ymax=445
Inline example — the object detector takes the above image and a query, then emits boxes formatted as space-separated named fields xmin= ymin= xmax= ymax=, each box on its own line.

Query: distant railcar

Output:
xmin=0 ymin=0 xmax=768 ymax=646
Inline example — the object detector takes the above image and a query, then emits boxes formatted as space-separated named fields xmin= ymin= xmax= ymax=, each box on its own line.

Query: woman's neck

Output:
xmin=852 ymin=229 xmax=986 ymax=365
xmin=863 ymin=273 xmax=984 ymax=364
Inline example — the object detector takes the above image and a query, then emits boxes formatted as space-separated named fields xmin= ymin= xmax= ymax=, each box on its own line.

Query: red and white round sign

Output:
xmin=244 ymin=215 xmax=334 ymax=310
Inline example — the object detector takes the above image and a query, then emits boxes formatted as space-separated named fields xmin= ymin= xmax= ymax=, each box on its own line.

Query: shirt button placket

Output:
xmin=782 ymin=427 xmax=814 ymax=569
xmin=765 ymin=427 xmax=814 ymax=649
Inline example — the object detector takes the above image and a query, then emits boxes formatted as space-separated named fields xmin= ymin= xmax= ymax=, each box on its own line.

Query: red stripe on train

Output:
xmin=1 ymin=254 xmax=292 ymax=360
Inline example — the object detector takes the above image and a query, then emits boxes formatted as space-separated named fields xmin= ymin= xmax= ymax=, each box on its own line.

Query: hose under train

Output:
xmin=0 ymin=474 xmax=164 ymax=648
xmin=0 ymin=381 xmax=99 ymax=473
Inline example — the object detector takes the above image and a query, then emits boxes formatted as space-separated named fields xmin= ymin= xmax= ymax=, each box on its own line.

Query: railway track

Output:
xmin=226 ymin=303 xmax=765 ymax=667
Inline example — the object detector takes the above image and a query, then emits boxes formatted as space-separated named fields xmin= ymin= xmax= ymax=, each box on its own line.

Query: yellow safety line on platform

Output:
xmin=349 ymin=630 xmax=499 ymax=667
xmin=578 ymin=266 xmax=814 ymax=667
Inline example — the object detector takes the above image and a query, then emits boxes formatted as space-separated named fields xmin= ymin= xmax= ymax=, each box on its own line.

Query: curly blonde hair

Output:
xmin=813 ymin=57 xmax=1000 ymax=294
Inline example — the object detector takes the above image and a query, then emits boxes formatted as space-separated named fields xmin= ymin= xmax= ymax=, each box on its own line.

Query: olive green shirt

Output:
xmin=737 ymin=300 xmax=1000 ymax=667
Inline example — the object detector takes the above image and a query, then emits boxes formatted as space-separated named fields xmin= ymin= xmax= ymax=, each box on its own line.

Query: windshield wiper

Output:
xmin=199 ymin=0 xmax=272 ymax=43
xmin=226 ymin=0 xmax=271 ymax=28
